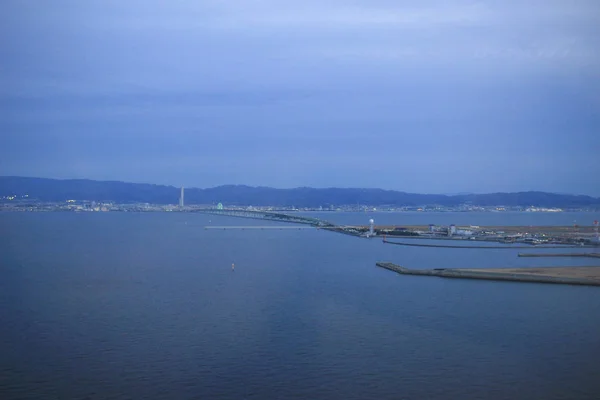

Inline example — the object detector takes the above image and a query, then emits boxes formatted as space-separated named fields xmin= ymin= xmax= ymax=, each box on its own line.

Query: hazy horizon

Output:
xmin=1 ymin=1 xmax=599 ymax=195
xmin=3 ymin=175 xmax=600 ymax=198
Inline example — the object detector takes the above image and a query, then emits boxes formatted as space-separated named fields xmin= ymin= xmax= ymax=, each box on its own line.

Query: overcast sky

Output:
xmin=1 ymin=0 xmax=599 ymax=195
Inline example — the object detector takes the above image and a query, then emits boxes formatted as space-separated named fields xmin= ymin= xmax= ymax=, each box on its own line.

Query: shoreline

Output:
xmin=518 ymin=253 xmax=600 ymax=259
xmin=383 ymin=240 xmax=586 ymax=249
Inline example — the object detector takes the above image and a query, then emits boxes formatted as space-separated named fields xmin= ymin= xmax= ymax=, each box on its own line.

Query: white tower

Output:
xmin=448 ymin=224 xmax=456 ymax=236
xmin=179 ymin=187 xmax=184 ymax=208
xmin=369 ymin=219 xmax=375 ymax=236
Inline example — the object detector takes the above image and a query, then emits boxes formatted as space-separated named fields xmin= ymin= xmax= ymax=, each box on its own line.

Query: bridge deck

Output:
xmin=205 ymin=226 xmax=317 ymax=229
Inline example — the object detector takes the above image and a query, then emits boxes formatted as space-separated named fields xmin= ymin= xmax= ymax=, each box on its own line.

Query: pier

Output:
xmin=375 ymin=262 xmax=600 ymax=286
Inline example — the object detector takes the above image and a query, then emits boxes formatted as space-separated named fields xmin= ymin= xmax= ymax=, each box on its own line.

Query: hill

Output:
xmin=1 ymin=176 xmax=599 ymax=208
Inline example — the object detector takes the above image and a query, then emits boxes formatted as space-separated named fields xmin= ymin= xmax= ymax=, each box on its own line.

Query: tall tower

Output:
xmin=179 ymin=187 xmax=184 ymax=208
xmin=369 ymin=219 xmax=375 ymax=236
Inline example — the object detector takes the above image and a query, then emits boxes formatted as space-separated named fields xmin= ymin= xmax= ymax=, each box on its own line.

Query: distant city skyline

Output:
xmin=1 ymin=1 xmax=599 ymax=196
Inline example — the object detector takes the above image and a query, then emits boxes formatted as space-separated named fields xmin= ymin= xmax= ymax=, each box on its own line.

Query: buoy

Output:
xmin=232 ymin=263 xmax=235 ymax=271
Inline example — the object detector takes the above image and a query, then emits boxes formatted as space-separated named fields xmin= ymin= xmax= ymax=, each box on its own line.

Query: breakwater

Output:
xmin=518 ymin=253 xmax=600 ymax=259
xmin=375 ymin=262 xmax=600 ymax=286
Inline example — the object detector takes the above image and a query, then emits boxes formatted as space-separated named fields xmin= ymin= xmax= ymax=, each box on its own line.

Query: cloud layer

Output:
xmin=1 ymin=0 xmax=599 ymax=194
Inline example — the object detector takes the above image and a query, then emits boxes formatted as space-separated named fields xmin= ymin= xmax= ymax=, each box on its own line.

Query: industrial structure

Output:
xmin=448 ymin=224 xmax=457 ymax=236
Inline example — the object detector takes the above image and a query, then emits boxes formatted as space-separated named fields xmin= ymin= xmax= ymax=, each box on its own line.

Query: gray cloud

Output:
xmin=1 ymin=0 xmax=599 ymax=194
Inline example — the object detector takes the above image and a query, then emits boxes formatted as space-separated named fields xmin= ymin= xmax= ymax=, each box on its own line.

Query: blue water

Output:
xmin=1 ymin=212 xmax=600 ymax=399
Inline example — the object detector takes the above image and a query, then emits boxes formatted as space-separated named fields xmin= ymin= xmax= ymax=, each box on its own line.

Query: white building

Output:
xmin=448 ymin=224 xmax=457 ymax=236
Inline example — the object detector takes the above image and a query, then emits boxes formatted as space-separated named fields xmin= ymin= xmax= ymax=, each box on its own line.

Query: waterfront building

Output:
xmin=448 ymin=224 xmax=457 ymax=236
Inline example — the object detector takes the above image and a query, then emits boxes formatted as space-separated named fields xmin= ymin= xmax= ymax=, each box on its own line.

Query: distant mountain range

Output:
xmin=1 ymin=176 xmax=599 ymax=208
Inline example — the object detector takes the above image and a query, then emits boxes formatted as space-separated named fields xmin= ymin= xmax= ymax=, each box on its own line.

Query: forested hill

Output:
xmin=1 ymin=176 xmax=599 ymax=208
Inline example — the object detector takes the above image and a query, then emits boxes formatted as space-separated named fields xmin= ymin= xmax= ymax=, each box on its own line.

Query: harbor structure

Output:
xmin=448 ymin=224 xmax=457 ymax=236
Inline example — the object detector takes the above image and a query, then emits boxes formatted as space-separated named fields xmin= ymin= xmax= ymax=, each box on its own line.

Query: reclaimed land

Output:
xmin=518 ymin=253 xmax=600 ymax=259
xmin=383 ymin=240 xmax=583 ymax=249
xmin=372 ymin=225 xmax=598 ymax=235
xmin=375 ymin=262 xmax=600 ymax=286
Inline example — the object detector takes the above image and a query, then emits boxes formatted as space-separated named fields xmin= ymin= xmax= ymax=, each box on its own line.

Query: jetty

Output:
xmin=375 ymin=262 xmax=600 ymax=286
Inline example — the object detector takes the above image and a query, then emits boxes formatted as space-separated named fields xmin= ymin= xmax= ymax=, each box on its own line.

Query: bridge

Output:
xmin=205 ymin=225 xmax=317 ymax=230
xmin=193 ymin=208 xmax=336 ymax=227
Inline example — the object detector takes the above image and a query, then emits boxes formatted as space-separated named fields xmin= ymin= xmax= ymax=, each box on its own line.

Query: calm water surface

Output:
xmin=1 ymin=212 xmax=599 ymax=399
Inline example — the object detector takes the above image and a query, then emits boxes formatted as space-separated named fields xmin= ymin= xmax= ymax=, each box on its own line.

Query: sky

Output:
xmin=1 ymin=0 xmax=599 ymax=195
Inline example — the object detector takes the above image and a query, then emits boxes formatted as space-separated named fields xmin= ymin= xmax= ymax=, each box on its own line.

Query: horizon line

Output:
xmin=2 ymin=175 xmax=599 ymax=199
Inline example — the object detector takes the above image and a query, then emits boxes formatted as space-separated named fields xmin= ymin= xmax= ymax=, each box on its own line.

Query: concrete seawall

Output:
xmin=518 ymin=253 xmax=600 ymax=259
xmin=375 ymin=262 xmax=600 ymax=287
